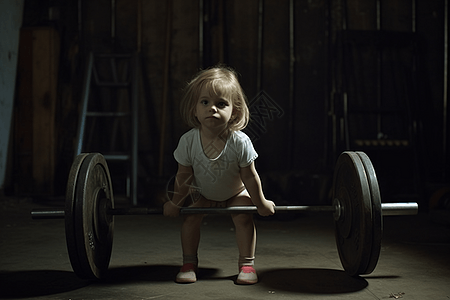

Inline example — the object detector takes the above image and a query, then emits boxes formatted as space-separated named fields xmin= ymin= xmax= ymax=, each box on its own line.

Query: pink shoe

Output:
xmin=176 ymin=263 xmax=197 ymax=283
xmin=236 ymin=266 xmax=258 ymax=285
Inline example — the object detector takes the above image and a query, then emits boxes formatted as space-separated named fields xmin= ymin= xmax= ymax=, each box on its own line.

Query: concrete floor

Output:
xmin=0 ymin=196 xmax=449 ymax=300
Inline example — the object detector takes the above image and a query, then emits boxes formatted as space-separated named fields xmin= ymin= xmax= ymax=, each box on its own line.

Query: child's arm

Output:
xmin=164 ymin=163 xmax=194 ymax=217
xmin=240 ymin=162 xmax=275 ymax=216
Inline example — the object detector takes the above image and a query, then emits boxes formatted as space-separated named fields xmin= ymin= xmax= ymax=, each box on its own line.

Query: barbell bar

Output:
xmin=31 ymin=151 xmax=419 ymax=280
xmin=31 ymin=202 xmax=418 ymax=219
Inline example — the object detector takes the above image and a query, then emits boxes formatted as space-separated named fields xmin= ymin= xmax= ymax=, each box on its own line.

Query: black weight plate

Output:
xmin=65 ymin=153 xmax=90 ymax=279
xmin=73 ymin=153 xmax=114 ymax=279
xmin=356 ymin=152 xmax=383 ymax=275
xmin=333 ymin=152 xmax=373 ymax=276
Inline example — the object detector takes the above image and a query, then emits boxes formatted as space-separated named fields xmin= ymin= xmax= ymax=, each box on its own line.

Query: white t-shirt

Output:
xmin=173 ymin=128 xmax=258 ymax=201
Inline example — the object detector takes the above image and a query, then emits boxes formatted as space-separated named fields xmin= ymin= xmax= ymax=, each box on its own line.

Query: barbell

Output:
xmin=31 ymin=151 xmax=418 ymax=280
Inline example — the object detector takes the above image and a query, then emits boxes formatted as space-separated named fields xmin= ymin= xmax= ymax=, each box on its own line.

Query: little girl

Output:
xmin=163 ymin=65 xmax=275 ymax=285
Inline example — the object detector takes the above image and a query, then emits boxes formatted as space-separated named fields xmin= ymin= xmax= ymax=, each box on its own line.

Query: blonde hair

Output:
xmin=180 ymin=65 xmax=250 ymax=131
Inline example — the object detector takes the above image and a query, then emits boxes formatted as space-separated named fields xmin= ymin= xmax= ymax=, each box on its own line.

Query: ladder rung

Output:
xmin=95 ymin=53 xmax=133 ymax=58
xmin=103 ymin=154 xmax=131 ymax=161
xmin=86 ymin=112 xmax=130 ymax=117
xmin=95 ymin=82 xmax=130 ymax=87
xmin=348 ymin=108 xmax=403 ymax=114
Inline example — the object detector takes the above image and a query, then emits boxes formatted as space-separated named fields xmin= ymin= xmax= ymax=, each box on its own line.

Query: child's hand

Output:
xmin=257 ymin=199 xmax=276 ymax=216
xmin=163 ymin=200 xmax=181 ymax=217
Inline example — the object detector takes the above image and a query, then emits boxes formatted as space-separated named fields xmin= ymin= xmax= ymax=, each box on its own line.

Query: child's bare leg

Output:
xmin=228 ymin=190 xmax=258 ymax=284
xmin=228 ymin=191 xmax=256 ymax=266
xmin=181 ymin=214 xmax=204 ymax=262
xmin=180 ymin=195 xmax=209 ymax=265
xmin=176 ymin=196 xmax=209 ymax=283
xmin=176 ymin=214 xmax=204 ymax=283
xmin=231 ymin=213 xmax=256 ymax=264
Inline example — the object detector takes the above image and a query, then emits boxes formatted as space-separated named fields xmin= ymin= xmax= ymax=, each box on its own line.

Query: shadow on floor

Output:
xmin=258 ymin=268 xmax=368 ymax=293
xmin=0 ymin=265 xmax=222 ymax=298
xmin=0 ymin=267 xmax=370 ymax=298
xmin=0 ymin=270 xmax=90 ymax=299
xmin=102 ymin=264 xmax=220 ymax=284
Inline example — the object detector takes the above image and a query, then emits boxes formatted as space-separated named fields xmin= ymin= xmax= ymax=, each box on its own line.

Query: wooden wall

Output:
xmin=12 ymin=0 xmax=450 ymax=207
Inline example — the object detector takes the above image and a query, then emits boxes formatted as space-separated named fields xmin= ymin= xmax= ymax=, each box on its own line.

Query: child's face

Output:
xmin=195 ymin=85 xmax=234 ymax=132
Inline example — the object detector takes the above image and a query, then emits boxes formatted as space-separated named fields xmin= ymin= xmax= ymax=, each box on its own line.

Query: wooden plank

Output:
xmin=14 ymin=28 xmax=34 ymax=195
xmin=31 ymin=27 xmax=60 ymax=195
xmin=14 ymin=27 xmax=59 ymax=195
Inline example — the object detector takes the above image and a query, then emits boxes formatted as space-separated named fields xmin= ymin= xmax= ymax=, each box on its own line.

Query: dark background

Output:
xmin=6 ymin=0 xmax=450 ymax=210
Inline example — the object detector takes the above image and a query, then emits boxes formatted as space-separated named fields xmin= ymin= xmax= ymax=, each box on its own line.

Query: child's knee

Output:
xmin=183 ymin=214 xmax=204 ymax=227
xmin=232 ymin=213 xmax=254 ymax=228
